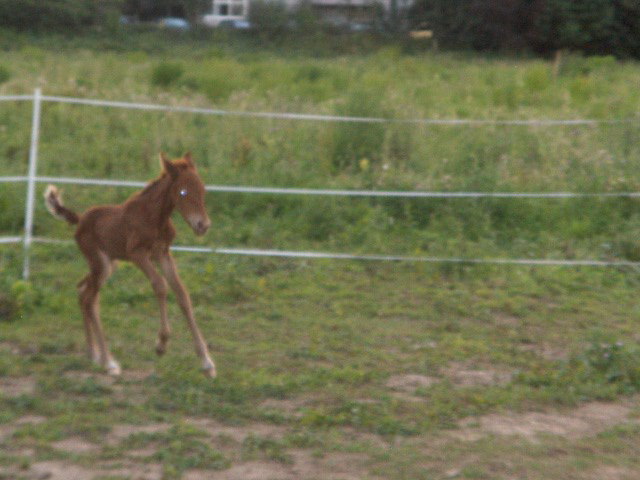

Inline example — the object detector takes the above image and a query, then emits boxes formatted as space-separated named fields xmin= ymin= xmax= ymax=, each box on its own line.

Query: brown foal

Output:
xmin=44 ymin=152 xmax=216 ymax=377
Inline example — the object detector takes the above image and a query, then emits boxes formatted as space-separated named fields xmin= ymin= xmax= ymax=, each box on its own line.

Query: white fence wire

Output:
xmin=1 ymin=90 xmax=639 ymax=278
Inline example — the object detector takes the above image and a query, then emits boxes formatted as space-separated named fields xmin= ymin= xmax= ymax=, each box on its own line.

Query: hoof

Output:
xmin=106 ymin=360 xmax=122 ymax=376
xmin=156 ymin=333 xmax=169 ymax=356
xmin=202 ymin=361 xmax=217 ymax=379
xmin=202 ymin=367 xmax=217 ymax=378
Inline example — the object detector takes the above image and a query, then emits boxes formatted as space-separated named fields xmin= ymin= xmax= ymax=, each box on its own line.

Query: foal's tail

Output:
xmin=44 ymin=185 xmax=79 ymax=225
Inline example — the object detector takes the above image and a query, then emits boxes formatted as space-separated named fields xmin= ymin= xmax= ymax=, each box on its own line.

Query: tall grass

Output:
xmin=0 ymin=35 xmax=639 ymax=262
xmin=3 ymin=34 xmax=640 ymax=480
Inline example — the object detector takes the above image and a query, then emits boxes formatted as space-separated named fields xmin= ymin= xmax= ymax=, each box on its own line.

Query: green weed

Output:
xmin=151 ymin=425 xmax=230 ymax=478
xmin=150 ymin=62 xmax=184 ymax=88
xmin=242 ymin=434 xmax=292 ymax=463
xmin=0 ymin=65 xmax=10 ymax=84
xmin=330 ymin=89 xmax=387 ymax=172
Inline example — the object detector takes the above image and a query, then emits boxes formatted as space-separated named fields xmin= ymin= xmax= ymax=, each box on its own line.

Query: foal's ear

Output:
xmin=159 ymin=152 xmax=179 ymax=178
xmin=183 ymin=151 xmax=195 ymax=168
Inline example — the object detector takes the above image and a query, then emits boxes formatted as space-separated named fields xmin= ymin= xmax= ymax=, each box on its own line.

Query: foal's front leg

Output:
xmin=159 ymin=253 xmax=216 ymax=378
xmin=129 ymin=253 xmax=171 ymax=357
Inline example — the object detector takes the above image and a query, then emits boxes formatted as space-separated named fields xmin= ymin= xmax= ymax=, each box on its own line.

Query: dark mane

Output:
xmin=137 ymin=159 xmax=190 ymax=199
xmin=134 ymin=173 xmax=171 ymax=200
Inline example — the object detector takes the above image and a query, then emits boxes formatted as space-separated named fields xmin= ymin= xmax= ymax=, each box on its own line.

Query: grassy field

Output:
xmin=1 ymin=32 xmax=640 ymax=479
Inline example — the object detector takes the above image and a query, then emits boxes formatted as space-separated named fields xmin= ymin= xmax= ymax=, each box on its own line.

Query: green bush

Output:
xmin=289 ymin=1 xmax=322 ymax=36
xmin=0 ymin=280 xmax=34 ymax=323
xmin=150 ymin=62 xmax=184 ymax=88
xmin=530 ymin=0 xmax=617 ymax=54
xmin=523 ymin=64 xmax=551 ymax=93
xmin=0 ymin=291 xmax=18 ymax=322
xmin=330 ymin=90 xmax=387 ymax=172
xmin=197 ymin=75 xmax=238 ymax=102
xmin=0 ymin=64 xmax=10 ymax=84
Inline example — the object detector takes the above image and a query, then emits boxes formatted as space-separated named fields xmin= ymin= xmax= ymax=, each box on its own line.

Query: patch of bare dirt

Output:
xmin=587 ymin=465 xmax=638 ymax=480
xmin=23 ymin=461 xmax=97 ymax=480
xmin=441 ymin=362 xmax=513 ymax=387
xmin=0 ymin=376 xmax=36 ymax=397
xmin=517 ymin=343 xmax=568 ymax=361
xmin=51 ymin=436 xmax=100 ymax=454
xmin=453 ymin=399 xmax=638 ymax=442
xmin=185 ymin=418 xmax=288 ymax=444
xmin=385 ymin=374 xmax=438 ymax=402
xmin=450 ymin=368 xmax=513 ymax=387
xmin=21 ymin=460 xmax=163 ymax=480
xmin=15 ymin=415 xmax=47 ymax=426
xmin=106 ymin=422 xmax=172 ymax=445
xmin=0 ymin=341 xmax=22 ymax=354
xmin=0 ymin=415 xmax=46 ymax=442
xmin=341 ymin=427 xmax=390 ymax=450
xmin=290 ymin=449 xmax=373 ymax=480
xmin=183 ymin=462 xmax=295 ymax=480
xmin=185 ymin=418 xmax=287 ymax=443
xmin=126 ymin=445 xmax=158 ymax=458
xmin=10 ymin=419 xmax=380 ymax=480
xmin=385 ymin=367 xmax=513 ymax=397
xmin=259 ymin=397 xmax=308 ymax=417
xmin=386 ymin=374 xmax=437 ymax=391
xmin=409 ymin=340 xmax=438 ymax=351
xmin=493 ymin=313 xmax=521 ymax=327
xmin=183 ymin=450 xmax=375 ymax=480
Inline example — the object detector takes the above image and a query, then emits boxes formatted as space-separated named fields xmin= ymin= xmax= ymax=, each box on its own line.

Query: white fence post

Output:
xmin=22 ymin=88 xmax=42 ymax=280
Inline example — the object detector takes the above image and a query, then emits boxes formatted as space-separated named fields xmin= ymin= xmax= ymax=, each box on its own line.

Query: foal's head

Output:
xmin=161 ymin=152 xmax=211 ymax=236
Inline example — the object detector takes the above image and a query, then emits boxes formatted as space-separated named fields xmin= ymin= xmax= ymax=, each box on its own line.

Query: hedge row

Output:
xmin=411 ymin=0 xmax=640 ymax=58
xmin=0 ymin=0 xmax=123 ymax=32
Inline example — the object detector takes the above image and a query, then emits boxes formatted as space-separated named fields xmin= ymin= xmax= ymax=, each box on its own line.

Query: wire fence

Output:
xmin=1 ymin=90 xmax=639 ymax=278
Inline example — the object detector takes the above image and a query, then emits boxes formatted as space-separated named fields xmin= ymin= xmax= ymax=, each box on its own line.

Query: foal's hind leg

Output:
xmin=78 ymin=275 xmax=99 ymax=363
xmin=78 ymin=246 xmax=119 ymax=374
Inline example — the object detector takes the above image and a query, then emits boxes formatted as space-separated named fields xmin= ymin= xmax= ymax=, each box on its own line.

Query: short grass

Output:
xmin=2 ymin=246 xmax=640 ymax=478
xmin=1 ymin=31 xmax=640 ymax=479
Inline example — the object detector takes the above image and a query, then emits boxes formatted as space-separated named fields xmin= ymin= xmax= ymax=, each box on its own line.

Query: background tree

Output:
xmin=410 ymin=0 xmax=640 ymax=58
xmin=529 ymin=0 xmax=616 ymax=54
xmin=0 ymin=0 xmax=122 ymax=32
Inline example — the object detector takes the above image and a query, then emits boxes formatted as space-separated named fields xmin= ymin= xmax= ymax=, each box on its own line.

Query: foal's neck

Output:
xmin=132 ymin=173 xmax=175 ymax=226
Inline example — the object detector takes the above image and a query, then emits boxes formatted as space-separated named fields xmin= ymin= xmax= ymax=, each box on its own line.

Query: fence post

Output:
xmin=22 ymin=88 xmax=42 ymax=280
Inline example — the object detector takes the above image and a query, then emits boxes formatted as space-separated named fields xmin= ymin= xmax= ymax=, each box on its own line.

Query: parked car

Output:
xmin=119 ymin=15 xmax=137 ymax=25
xmin=349 ymin=22 xmax=373 ymax=32
xmin=218 ymin=19 xmax=251 ymax=30
xmin=200 ymin=15 xmax=251 ymax=29
xmin=158 ymin=17 xmax=191 ymax=30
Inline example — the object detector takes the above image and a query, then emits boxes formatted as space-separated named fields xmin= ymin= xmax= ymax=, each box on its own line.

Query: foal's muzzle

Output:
xmin=192 ymin=217 xmax=211 ymax=236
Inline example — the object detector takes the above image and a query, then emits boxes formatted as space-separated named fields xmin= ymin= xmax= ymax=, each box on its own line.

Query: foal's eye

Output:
xmin=179 ymin=189 xmax=188 ymax=197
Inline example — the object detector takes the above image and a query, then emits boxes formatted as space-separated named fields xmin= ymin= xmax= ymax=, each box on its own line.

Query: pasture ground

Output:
xmin=2 ymin=248 xmax=640 ymax=479
xmin=1 ymin=31 xmax=640 ymax=479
